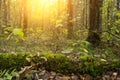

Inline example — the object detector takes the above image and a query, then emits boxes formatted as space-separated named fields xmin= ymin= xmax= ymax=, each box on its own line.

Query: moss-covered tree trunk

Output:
xmin=87 ymin=0 xmax=103 ymax=44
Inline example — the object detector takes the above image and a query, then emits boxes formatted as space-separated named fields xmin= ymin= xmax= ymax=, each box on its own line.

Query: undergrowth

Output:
xmin=0 ymin=46 xmax=120 ymax=77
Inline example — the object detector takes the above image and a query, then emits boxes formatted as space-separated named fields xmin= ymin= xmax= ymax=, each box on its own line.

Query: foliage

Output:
xmin=0 ymin=69 xmax=19 ymax=80
xmin=40 ymin=53 xmax=78 ymax=74
xmin=0 ymin=0 xmax=120 ymax=78
xmin=0 ymin=50 xmax=120 ymax=76
xmin=7 ymin=28 xmax=24 ymax=42
xmin=0 ymin=53 xmax=29 ymax=70
xmin=102 ymin=0 xmax=120 ymax=46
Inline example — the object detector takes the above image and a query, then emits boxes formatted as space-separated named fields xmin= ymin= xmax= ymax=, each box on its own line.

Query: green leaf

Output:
xmin=12 ymin=28 xmax=24 ymax=39
xmin=101 ymin=54 xmax=106 ymax=58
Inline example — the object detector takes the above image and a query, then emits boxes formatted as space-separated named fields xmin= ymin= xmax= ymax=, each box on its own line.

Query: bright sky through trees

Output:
xmin=25 ymin=0 xmax=67 ymax=28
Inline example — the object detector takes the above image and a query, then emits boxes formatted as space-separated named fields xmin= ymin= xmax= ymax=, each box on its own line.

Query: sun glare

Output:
xmin=40 ymin=0 xmax=57 ymax=5
xmin=27 ymin=0 xmax=60 ymax=13
xmin=26 ymin=0 xmax=67 ymax=28
xmin=29 ymin=0 xmax=58 ymax=7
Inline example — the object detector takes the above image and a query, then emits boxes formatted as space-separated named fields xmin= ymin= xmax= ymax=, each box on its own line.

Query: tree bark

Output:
xmin=23 ymin=0 xmax=28 ymax=34
xmin=67 ymin=0 xmax=73 ymax=39
xmin=3 ymin=0 xmax=8 ymax=27
xmin=87 ymin=0 xmax=103 ymax=45
xmin=0 ymin=0 xmax=2 ymax=34
xmin=7 ymin=0 xmax=10 ymax=26
xmin=0 ymin=0 xmax=2 ymax=27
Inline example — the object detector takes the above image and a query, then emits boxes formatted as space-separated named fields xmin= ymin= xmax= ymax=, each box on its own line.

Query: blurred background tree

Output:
xmin=0 ymin=0 xmax=119 ymax=53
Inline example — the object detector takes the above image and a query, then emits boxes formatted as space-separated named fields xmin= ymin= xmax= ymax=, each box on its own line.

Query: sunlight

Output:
xmin=40 ymin=0 xmax=57 ymax=5
xmin=24 ymin=0 xmax=67 ymax=28
xmin=29 ymin=0 xmax=58 ymax=7
xmin=27 ymin=0 xmax=60 ymax=14
xmin=27 ymin=0 xmax=67 ymax=20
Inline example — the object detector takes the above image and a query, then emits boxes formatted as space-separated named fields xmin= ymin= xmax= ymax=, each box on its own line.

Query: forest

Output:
xmin=0 ymin=0 xmax=120 ymax=80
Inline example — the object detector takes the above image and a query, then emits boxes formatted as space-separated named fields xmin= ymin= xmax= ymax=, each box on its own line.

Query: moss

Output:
xmin=0 ymin=52 xmax=29 ymax=70
xmin=0 ymin=52 xmax=120 ymax=76
xmin=36 ymin=53 xmax=77 ymax=74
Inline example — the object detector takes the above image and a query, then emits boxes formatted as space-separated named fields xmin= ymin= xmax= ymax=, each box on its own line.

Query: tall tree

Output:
xmin=7 ymin=0 xmax=10 ymax=26
xmin=67 ymin=0 xmax=73 ymax=39
xmin=19 ymin=0 xmax=22 ymax=28
xmin=0 ymin=0 xmax=2 ymax=26
xmin=3 ymin=0 xmax=8 ymax=27
xmin=0 ymin=0 xmax=2 ymax=34
xmin=23 ymin=0 xmax=28 ymax=34
xmin=87 ymin=0 xmax=103 ymax=44
xmin=0 ymin=0 xmax=8 ymax=34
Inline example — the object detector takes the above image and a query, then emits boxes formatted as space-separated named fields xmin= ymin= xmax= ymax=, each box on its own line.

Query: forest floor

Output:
xmin=15 ymin=66 xmax=120 ymax=80
xmin=0 ymin=37 xmax=120 ymax=80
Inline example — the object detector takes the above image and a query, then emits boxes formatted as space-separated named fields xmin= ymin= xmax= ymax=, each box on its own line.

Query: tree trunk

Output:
xmin=87 ymin=0 xmax=103 ymax=45
xmin=7 ymin=0 xmax=10 ymax=26
xmin=23 ymin=0 xmax=28 ymax=34
xmin=67 ymin=0 xmax=73 ymax=39
xmin=0 ymin=0 xmax=2 ymax=27
xmin=3 ymin=0 xmax=8 ymax=27
xmin=0 ymin=0 xmax=2 ymax=34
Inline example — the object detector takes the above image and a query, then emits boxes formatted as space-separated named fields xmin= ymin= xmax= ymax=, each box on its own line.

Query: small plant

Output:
xmin=7 ymin=28 xmax=24 ymax=42
xmin=0 ymin=69 xmax=19 ymax=80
